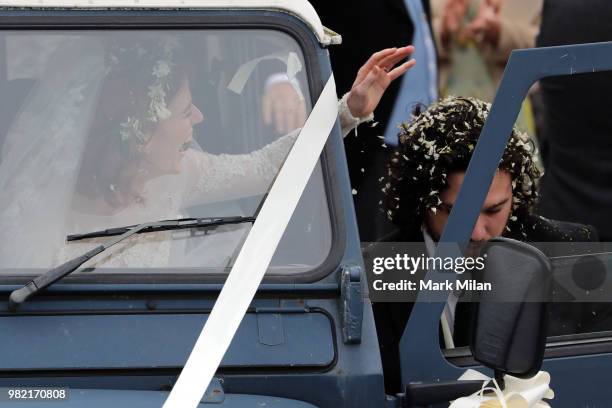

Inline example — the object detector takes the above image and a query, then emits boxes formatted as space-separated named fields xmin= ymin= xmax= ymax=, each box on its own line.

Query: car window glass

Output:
xmin=0 ymin=30 xmax=332 ymax=277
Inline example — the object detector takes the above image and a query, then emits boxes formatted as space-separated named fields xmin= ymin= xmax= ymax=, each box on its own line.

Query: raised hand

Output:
xmin=261 ymin=79 xmax=307 ymax=134
xmin=463 ymin=0 xmax=503 ymax=46
xmin=441 ymin=0 xmax=470 ymax=46
xmin=346 ymin=46 xmax=416 ymax=119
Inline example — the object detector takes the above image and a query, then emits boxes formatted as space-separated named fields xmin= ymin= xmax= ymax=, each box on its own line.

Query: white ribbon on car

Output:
xmin=450 ymin=369 xmax=555 ymax=408
xmin=163 ymin=74 xmax=339 ymax=408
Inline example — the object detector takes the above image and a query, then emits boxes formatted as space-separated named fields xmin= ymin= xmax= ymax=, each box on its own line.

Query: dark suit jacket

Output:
xmin=308 ymin=0 xmax=431 ymax=241
xmin=372 ymin=214 xmax=599 ymax=394
xmin=536 ymin=0 xmax=612 ymax=241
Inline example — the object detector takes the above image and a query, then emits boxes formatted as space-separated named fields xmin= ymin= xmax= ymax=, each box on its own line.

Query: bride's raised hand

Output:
xmin=346 ymin=46 xmax=416 ymax=119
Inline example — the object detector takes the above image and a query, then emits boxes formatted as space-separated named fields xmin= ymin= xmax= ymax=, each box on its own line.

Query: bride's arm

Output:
xmin=182 ymin=46 xmax=416 ymax=204
xmin=181 ymin=97 xmax=372 ymax=204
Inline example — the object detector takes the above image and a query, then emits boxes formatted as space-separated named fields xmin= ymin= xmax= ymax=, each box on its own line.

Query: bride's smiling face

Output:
xmin=143 ymin=78 xmax=204 ymax=174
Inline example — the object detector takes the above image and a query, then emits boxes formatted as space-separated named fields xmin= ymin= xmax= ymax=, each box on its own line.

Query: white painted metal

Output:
xmin=0 ymin=0 xmax=339 ymax=45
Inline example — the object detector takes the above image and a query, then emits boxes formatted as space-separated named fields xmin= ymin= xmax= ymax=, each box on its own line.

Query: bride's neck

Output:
xmin=110 ymin=161 xmax=158 ymax=209
xmin=76 ymin=161 xmax=158 ymax=216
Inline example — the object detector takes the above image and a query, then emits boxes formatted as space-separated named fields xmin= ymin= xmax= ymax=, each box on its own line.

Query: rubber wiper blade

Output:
xmin=67 ymin=216 xmax=255 ymax=241
xmin=8 ymin=216 xmax=255 ymax=311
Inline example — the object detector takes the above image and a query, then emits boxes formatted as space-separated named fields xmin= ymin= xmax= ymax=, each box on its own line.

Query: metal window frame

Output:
xmin=0 ymin=8 xmax=349 ymax=286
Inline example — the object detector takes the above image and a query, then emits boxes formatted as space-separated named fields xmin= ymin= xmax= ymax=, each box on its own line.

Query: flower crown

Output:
xmin=383 ymin=96 xmax=541 ymax=237
xmin=107 ymin=37 xmax=179 ymax=145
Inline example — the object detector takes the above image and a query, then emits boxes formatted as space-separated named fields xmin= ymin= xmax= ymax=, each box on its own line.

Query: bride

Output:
xmin=0 ymin=35 xmax=414 ymax=270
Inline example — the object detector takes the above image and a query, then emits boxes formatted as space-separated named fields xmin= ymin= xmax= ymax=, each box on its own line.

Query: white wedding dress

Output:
xmin=54 ymin=99 xmax=364 ymax=268
xmin=42 ymin=95 xmax=369 ymax=270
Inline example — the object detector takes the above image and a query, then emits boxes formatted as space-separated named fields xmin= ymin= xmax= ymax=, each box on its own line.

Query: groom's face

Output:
xmin=425 ymin=170 xmax=513 ymax=244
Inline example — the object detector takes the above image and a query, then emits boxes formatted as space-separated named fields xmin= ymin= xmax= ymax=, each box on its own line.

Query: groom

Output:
xmin=374 ymin=95 xmax=599 ymax=393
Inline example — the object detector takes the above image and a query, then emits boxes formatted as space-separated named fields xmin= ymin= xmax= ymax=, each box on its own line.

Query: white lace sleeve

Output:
xmin=338 ymin=92 xmax=374 ymax=137
xmin=182 ymin=131 xmax=297 ymax=205
xmin=182 ymin=95 xmax=373 ymax=204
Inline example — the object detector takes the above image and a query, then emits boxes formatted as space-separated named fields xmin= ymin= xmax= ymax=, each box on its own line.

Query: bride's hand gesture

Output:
xmin=346 ymin=46 xmax=416 ymax=118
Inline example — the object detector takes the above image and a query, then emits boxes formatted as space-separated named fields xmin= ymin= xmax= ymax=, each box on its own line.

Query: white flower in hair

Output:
xmin=118 ymin=38 xmax=177 ymax=144
xmin=152 ymin=60 xmax=171 ymax=78
xmin=154 ymin=104 xmax=172 ymax=121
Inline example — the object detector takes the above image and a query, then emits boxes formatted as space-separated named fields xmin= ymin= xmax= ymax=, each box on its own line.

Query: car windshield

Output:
xmin=0 ymin=30 xmax=332 ymax=277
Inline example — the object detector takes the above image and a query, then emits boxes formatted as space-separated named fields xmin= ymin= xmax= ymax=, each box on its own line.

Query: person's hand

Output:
xmin=441 ymin=0 xmax=469 ymax=46
xmin=261 ymin=79 xmax=307 ymax=134
xmin=462 ymin=0 xmax=502 ymax=46
xmin=346 ymin=46 xmax=416 ymax=119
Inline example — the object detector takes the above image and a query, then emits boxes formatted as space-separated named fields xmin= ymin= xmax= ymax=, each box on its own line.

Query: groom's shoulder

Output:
xmin=518 ymin=214 xmax=599 ymax=243
xmin=377 ymin=227 xmax=424 ymax=243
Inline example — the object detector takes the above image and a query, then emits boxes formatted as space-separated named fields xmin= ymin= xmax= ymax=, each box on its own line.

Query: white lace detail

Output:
xmin=188 ymin=130 xmax=297 ymax=203
xmin=338 ymin=92 xmax=374 ymax=137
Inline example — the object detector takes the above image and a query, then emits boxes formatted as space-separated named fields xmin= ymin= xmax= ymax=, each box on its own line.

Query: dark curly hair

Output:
xmin=383 ymin=96 xmax=541 ymax=238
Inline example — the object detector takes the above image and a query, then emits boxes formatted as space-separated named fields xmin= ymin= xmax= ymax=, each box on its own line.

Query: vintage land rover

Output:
xmin=1 ymin=1 xmax=612 ymax=407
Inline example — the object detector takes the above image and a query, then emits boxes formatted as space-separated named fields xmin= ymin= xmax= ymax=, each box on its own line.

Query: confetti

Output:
xmin=380 ymin=95 xmax=540 ymax=238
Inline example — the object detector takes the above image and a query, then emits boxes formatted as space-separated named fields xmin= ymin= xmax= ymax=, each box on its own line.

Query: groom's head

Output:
xmin=382 ymin=96 xmax=541 ymax=243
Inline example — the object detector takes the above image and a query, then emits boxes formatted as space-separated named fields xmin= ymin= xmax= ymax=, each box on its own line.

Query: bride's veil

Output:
xmin=0 ymin=36 xmax=106 ymax=270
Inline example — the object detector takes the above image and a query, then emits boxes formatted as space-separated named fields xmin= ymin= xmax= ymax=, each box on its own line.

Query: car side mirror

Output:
xmin=471 ymin=237 xmax=552 ymax=384
xmin=404 ymin=238 xmax=552 ymax=405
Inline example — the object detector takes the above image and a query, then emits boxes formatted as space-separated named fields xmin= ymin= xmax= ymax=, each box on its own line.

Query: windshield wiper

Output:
xmin=8 ymin=216 xmax=255 ymax=311
xmin=66 ymin=216 xmax=255 ymax=241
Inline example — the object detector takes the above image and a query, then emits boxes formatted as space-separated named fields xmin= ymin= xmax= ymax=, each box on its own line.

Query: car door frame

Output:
xmin=400 ymin=41 xmax=612 ymax=406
